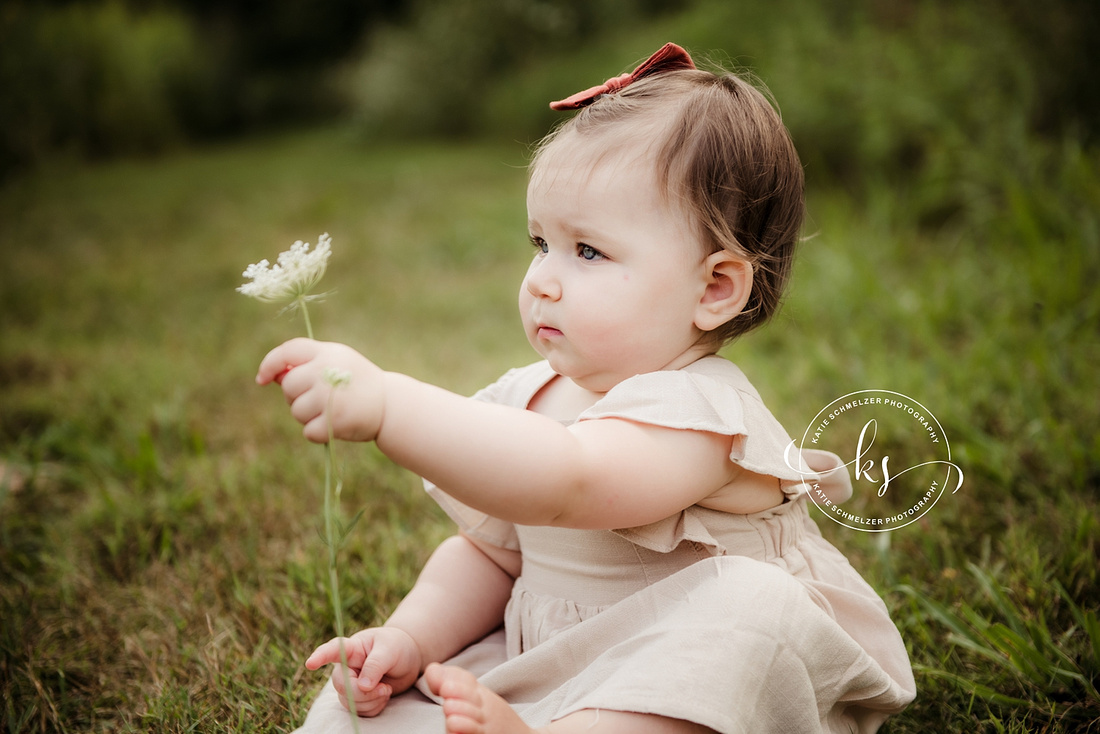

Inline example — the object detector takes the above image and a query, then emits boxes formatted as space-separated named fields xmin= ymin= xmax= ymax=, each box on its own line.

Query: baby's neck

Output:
xmin=527 ymin=374 xmax=604 ymax=422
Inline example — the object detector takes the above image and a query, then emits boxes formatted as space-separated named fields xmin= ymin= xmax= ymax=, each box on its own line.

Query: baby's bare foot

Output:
xmin=424 ymin=662 xmax=539 ymax=734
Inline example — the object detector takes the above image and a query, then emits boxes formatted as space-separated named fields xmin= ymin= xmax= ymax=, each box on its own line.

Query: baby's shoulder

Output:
xmin=578 ymin=355 xmax=764 ymax=432
xmin=678 ymin=355 xmax=761 ymax=398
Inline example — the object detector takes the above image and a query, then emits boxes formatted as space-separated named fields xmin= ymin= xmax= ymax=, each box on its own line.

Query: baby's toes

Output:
xmin=443 ymin=699 xmax=487 ymax=734
xmin=426 ymin=663 xmax=488 ymax=733
xmin=439 ymin=666 xmax=481 ymax=700
xmin=425 ymin=663 xmax=468 ymax=696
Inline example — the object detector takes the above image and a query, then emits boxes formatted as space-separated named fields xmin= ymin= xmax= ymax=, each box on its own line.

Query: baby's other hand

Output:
xmin=305 ymin=627 xmax=423 ymax=718
xmin=256 ymin=338 xmax=386 ymax=443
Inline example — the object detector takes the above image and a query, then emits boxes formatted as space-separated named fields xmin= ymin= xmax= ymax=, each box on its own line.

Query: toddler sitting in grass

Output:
xmin=258 ymin=42 xmax=916 ymax=734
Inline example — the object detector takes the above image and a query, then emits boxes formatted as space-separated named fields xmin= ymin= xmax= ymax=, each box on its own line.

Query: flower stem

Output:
xmin=323 ymin=443 xmax=347 ymax=640
xmin=308 ymin=292 xmax=356 ymax=733
xmin=325 ymin=409 xmax=359 ymax=733
xmin=299 ymin=297 xmax=315 ymax=340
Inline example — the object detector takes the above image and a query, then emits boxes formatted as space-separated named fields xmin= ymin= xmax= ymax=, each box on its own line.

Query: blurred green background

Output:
xmin=1 ymin=0 xmax=1098 ymax=731
xmin=3 ymin=0 xmax=1099 ymax=207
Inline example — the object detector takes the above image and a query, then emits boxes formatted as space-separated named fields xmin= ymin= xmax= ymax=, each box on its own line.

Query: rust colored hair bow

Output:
xmin=549 ymin=42 xmax=696 ymax=111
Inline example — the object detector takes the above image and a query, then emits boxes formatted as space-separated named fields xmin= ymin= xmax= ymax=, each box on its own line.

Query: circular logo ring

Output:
xmin=794 ymin=389 xmax=963 ymax=533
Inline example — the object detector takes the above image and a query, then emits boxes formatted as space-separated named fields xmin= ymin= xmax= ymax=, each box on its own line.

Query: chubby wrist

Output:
xmin=340 ymin=367 xmax=392 ymax=443
xmin=380 ymin=622 xmax=427 ymax=673
xmin=358 ymin=369 xmax=396 ymax=442
xmin=373 ymin=371 xmax=423 ymax=447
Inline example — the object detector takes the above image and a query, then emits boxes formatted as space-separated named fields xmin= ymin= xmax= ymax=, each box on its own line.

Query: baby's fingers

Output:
xmin=306 ymin=637 xmax=369 ymax=670
xmin=332 ymin=666 xmax=392 ymax=717
xmin=302 ymin=413 xmax=335 ymax=444
xmin=256 ymin=337 xmax=320 ymax=386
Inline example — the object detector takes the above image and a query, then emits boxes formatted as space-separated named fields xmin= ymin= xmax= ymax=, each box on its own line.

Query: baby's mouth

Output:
xmin=536 ymin=325 xmax=563 ymax=339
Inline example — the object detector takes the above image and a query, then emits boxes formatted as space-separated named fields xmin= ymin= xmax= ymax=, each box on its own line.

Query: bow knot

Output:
xmin=550 ymin=42 xmax=696 ymax=111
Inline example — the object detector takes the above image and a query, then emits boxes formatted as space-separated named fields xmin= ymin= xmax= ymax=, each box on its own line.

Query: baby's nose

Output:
xmin=524 ymin=259 xmax=562 ymax=300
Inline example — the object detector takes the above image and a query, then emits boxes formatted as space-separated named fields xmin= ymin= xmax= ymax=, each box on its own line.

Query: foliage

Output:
xmin=156 ymin=0 xmax=402 ymax=72
xmin=474 ymin=0 xmax=1098 ymax=238
xmin=345 ymin=0 xmax=685 ymax=138
xmin=900 ymin=565 xmax=1098 ymax=725
xmin=0 ymin=0 xmax=403 ymax=177
xmin=0 ymin=2 xmax=215 ymax=174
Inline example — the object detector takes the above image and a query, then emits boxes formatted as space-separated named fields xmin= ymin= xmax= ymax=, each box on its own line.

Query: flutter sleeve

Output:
xmin=576 ymin=358 xmax=849 ymax=554
xmin=574 ymin=357 xmax=852 ymax=554
xmin=422 ymin=362 xmax=556 ymax=551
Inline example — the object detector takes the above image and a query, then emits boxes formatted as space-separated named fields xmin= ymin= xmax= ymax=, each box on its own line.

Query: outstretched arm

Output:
xmin=257 ymin=338 xmax=735 ymax=529
xmin=376 ymin=372 xmax=735 ymax=529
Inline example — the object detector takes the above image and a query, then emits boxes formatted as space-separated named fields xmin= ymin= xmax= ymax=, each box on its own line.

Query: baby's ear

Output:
xmin=694 ymin=251 xmax=753 ymax=333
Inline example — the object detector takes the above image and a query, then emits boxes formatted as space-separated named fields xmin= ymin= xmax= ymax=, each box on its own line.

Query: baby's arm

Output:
xmin=258 ymin=338 xmax=735 ymax=530
xmin=385 ymin=533 xmax=518 ymax=667
xmin=305 ymin=533 xmax=518 ymax=716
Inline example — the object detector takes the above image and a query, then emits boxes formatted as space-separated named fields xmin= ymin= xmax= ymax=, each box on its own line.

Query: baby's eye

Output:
xmin=530 ymin=236 xmax=548 ymax=255
xmin=578 ymin=244 xmax=604 ymax=261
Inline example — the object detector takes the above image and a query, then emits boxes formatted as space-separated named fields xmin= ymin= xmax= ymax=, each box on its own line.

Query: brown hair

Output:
xmin=532 ymin=67 xmax=805 ymax=345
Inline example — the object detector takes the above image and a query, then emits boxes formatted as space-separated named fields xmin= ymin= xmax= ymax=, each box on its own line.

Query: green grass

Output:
xmin=1 ymin=125 xmax=1098 ymax=732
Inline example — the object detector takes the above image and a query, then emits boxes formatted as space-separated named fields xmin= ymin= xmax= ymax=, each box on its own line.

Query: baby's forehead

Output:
xmin=527 ymin=153 xmax=698 ymax=237
xmin=528 ymin=136 xmax=662 ymax=197
xmin=533 ymin=120 xmax=663 ymax=170
xmin=526 ymin=138 xmax=705 ymax=250
xmin=527 ymin=160 xmax=655 ymax=223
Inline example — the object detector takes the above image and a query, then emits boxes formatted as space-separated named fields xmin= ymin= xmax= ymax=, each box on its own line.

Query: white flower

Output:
xmin=323 ymin=368 xmax=352 ymax=388
xmin=237 ymin=233 xmax=333 ymax=304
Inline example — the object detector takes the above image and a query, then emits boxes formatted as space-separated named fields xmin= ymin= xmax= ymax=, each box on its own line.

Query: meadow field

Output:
xmin=1 ymin=120 xmax=1097 ymax=732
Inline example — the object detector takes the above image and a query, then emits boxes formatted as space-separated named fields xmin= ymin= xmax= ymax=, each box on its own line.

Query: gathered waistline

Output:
xmin=627 ymin=495 xmax=811 ymax=562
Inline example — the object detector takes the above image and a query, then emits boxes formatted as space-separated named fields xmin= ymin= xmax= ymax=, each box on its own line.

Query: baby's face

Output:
xmin=520 ymin=150 xmax=714 ymax=393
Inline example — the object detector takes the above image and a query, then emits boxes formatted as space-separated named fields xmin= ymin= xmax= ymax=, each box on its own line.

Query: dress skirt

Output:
xmin=293 ymin=498 xmax=915 ymax=733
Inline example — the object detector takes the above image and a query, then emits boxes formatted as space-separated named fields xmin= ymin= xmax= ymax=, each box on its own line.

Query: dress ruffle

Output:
xmin=580 ymin=358 xmax=853 ymax=503
xmin=425 ymin=481 xmax=520 ymax=551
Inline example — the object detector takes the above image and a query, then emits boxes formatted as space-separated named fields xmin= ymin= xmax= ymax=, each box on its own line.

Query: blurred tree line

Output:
xmin=0 ymin=0 xmax=680 ymax=176
xmin=2 ymin=0 xmax=1097 ymax=240
xmin=0 ymin=0 xmax=404 ymax=173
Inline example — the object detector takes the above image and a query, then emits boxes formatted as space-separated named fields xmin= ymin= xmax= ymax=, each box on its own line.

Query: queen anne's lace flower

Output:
xmin=238 ymin=233 xmax=332 ymax=303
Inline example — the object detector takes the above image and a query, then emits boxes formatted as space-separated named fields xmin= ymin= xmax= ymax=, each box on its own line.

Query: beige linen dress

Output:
xmin=294 ymin=357 xmax=917 ymax=733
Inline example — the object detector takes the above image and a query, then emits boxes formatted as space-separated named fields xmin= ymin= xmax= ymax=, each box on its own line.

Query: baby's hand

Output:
xmin=305 ymin=627 xmax=423 ymax=718
xmin=256 ymin=338 xmax=386 ymax=443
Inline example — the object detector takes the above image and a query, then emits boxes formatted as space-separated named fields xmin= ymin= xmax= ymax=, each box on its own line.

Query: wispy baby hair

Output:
xmin=533 ymin=64 xmax=805 ymax=345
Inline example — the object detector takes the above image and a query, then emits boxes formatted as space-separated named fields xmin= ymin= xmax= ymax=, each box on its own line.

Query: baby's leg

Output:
xmin=424 ymin=663 xmax=715 ymax=734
